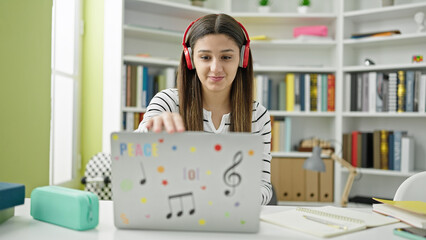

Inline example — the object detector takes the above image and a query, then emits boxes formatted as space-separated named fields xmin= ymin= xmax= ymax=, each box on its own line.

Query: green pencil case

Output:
xmin=30 ymin=186 xmax=99 ymax=231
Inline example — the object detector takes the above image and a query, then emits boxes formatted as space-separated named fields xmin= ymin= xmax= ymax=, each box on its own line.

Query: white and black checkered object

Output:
xmin=83 ymin=152 xmax=112 ymax=200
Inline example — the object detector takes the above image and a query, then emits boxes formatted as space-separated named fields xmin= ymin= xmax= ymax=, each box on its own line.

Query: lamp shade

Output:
xmin=303 ymin=146 xmax=326 ymax=172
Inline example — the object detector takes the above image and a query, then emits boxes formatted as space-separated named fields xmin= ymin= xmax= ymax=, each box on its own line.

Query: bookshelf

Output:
xmin=103 ymin=0 xmax=426 ymax=205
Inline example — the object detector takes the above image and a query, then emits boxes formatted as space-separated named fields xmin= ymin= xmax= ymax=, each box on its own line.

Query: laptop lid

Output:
xmin=110 ymin=131 xmax=263 ymax=233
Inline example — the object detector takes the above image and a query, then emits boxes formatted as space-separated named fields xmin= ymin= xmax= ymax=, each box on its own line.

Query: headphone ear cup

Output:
xmin=239 ymin=44 xmax=249 ymax=68
xmin=242 ymin=44 xmax=249 ymax=68
xmin=184 ymin=46 xmax=194 ymax=70
xmin=239 ymin=45 xmax=245 ymax=68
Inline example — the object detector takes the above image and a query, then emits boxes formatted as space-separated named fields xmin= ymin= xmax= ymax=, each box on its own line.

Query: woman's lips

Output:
xmin=209 ymin=76 xmax=224 ymax=81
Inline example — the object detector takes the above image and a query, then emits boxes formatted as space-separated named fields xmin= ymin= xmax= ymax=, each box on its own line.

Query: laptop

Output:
xmin=110 ymin=131 xmax=263 ymax=233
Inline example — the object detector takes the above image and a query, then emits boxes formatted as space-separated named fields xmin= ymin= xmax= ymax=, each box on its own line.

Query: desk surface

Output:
xmin=0 ymin=199 xmax=407 ymax=240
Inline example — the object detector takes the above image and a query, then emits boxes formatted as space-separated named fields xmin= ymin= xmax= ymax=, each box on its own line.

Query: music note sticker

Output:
xmin=140 ymin=161 xmax=147 ymax=185
xmin=223 ymin=151 xmax=243 ymax=196
xmin=166 ymin=192 xmax=196 ymax=219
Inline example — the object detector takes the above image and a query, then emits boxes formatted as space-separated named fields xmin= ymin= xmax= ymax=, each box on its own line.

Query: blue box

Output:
xmin=0 ymin=182 xmax=25 ymax=210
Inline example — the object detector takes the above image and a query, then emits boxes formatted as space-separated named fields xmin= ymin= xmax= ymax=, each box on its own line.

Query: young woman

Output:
xmin=135 ymin=14 xmax=273 ymax=205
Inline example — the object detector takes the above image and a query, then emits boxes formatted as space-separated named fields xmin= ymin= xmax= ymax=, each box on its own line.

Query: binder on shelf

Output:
xmin=373 ymin=130 xmax=381 ymax=169
xmin=286 ymin=73 xmax=295 ymax=111
xmin=305 ymin=169 xmax=319 ymax=202
xmin=275 ymin=158 xmax=293 ymax=201
xmin=319 ymin=159 xmax=333 ymax=202
xmin=292 ymin=158 xmax=306 ymax=201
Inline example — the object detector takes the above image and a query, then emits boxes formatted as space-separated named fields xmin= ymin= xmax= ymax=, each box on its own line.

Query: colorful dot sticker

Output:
xmin=157 ymin=166 xmax=164 ymax=173
xmin=120 ymin=180 xmax=133 ymax=192
xmin=208 ymin=201 xmax=213 ymax=206
xmin=140 ymin=198 xmax=147 ymax=204
xmin=120 ymin=213 xmax=129 ymax=224
xmin=159 ymin=138 xmax=164 ymax=143
xmin=206 ymin=170 xmax=212 ymax=175
xmin=162 ymin=180 xmax=168 ymax=186
xmin=201 ymin=186 xmax=206 ymax=190
xmin=112 ymin=134 xmax=119 ymax=140
xmin=248 ymin=150 xmax=254 ymax=156
xmin=114 ymin=156 xmax=119 ymax=161
xmin=214 ymin=144 xmax=221 ymax=151
xmin=241 ymin=220 xmax=246 ymax=225
xmin=172 ymin=145 xmax=177 ymax=151
xmin=199 ymin=219 xmax=206 ymax=225
xmin=190 ymin=147 xmax=196 ymax=152
xmin=225 ymin=212 xmax=230 ymax=217
xmin=235 ymin=202 xmax=240 ymax=207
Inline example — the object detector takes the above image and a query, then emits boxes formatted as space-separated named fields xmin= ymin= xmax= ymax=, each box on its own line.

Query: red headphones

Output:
xmin=182 ymin=16 xmax=251 ymax=70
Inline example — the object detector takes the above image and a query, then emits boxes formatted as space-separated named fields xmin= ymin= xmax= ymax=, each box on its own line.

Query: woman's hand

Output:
xmin=145 ymin=112 xmax=185 ymax=133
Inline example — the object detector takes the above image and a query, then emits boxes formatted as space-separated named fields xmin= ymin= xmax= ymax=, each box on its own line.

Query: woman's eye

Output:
xmin=200 ymin=56 xmax=210 ymax=60
xmin=222 ymin=56 xmax=232 ymax=60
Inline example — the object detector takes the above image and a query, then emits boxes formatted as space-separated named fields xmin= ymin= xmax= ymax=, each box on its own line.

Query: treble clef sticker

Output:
xmin=223 ymin=151 xmax=243 ymax=196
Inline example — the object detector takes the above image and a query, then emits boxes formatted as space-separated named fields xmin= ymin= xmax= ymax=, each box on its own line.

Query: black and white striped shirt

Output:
xmin=135 ymin=88 xmax=273 ymax=205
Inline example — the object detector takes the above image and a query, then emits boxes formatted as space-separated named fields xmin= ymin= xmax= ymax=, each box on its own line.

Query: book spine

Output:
xmin=286 ymin=73 xmax=295 ymax=111
xmin=285 ymin=117 xmax=292 ymax=152
xmin=376 ymin=72 xmax=383 ymax=112
xmin=380 ymin=130 xmax=389 ymax=170
xmin=397 ymin=71 xmax=406 ymax=113
xmin=388 ymin=132 xmax=394 ymax=170
xmin=373 ymin=130 xmax=381 ymax=169
xmin=322 ymin=74 xmax=327 ymax=112
xmin=369 ymin=72 xmax=376 ymax=113
xmin=310 ymin=74 xmax=317 ymax=111
xmin=420 ymin=74 xmax=426 ymax=113
xmin=327 ymin=74 xmax=335 ymax=112
xmin=351 ymin=131 xmax=358 ymax=167
xmin=405 ymin=71 xmax=414 ymax=112
xmin=300 ymin=74 xmax=305 ymax=111
xmin=305 ymin=74 xmax=310 ymax=112
xmin=294 ymin=74 xmax=301 ymax=111
xmin=401 ymin=136 xmax=415 ymax=173
xmin=393 ymin=131 xmax=404 ymax=171
xmin=279 ymin=80 xmax=286 ymax=111
xmin=388 ymin=73 xmax=397 ymax=112
xmin=350 ymin=73 xmax=357 ymax=111
xmin=345 ymin=73 xmax=351 ymax=112
xmin=362 ymin=72 xmax=369 ymax=112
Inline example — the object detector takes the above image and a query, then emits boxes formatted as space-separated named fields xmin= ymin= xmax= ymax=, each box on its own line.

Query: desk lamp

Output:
xmin=303 ymin=141 xmax=357 ymax=207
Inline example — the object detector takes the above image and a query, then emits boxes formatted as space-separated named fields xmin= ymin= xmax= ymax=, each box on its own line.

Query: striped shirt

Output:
xmin=135 ymin=88 xmax=273 ymax=205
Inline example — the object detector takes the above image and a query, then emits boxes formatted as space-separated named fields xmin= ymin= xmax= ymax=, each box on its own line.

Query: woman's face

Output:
xmin=193 ymin=34 xmax=240 ymax=95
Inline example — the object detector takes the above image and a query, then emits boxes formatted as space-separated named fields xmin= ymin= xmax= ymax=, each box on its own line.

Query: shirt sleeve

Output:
xmin=134 ymin=88 xmax=179 ymax=133
xmin=252 ymin=101 xmax=273 ymax=205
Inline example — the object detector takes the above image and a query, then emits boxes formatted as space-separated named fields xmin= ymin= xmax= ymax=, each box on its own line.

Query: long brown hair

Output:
xmin=177 ymin=14 xmax=254 ymax=132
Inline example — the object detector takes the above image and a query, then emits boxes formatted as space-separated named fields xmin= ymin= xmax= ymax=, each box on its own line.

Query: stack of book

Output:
xmin=0 ymin=182 xmax=25 ymax=224
xmin=345 ymin=70 xmax=426 ymax=113
xmin=373 ymin=198 xmax=426 ymax=230
xmin=342 ymin=130 xmax=415 ymax=171
xmin=255 ymin=73 xmax=335 ymax=112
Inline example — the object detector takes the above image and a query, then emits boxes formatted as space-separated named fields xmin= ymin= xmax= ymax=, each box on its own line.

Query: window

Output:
xmin=50 ymin=0 xmax=82 ymax=185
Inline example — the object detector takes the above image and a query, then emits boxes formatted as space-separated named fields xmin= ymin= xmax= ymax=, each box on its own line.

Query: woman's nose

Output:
xmin=210 ymin=58 xmax=223 ymax=72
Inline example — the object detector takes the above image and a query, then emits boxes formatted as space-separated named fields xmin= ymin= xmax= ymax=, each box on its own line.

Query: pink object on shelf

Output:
xmin=293 ymin=25 xmax=328 ymax=38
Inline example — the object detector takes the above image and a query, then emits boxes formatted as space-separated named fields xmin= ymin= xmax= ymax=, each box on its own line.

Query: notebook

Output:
xmin=261 ymin=206 xmax=399 ymax=238
xmin=373 ymin=204 xmax=426 ymax=229
xmin=110 ymin=131 xmax=263 ymax=233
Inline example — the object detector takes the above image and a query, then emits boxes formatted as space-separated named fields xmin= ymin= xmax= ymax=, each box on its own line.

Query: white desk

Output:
xmin=0 ymin=199 xmax=408 ymax=240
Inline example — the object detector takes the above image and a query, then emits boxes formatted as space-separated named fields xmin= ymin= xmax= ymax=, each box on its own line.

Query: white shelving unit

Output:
xmin=103 ymin=0 xmax=426 ymax=205
xmin=341 ymin=0 xmax=426 ymax=200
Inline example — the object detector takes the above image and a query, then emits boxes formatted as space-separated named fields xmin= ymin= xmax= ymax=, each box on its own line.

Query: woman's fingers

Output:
xmin=148 ymin=112 xmax=185 ymax=133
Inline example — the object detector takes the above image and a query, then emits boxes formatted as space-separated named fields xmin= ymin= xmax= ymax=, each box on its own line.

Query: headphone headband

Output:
xmin=182 ymin=15 xmax=251 ymax=69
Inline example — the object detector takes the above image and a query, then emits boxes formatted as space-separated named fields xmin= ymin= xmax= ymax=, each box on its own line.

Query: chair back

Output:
xmin=394 ymin=171 xmax=426 ymax=201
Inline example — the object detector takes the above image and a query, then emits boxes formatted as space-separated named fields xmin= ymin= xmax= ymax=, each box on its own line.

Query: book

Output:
xmin=376 ymin=72 xmax=384 ymax=112
xmin=350 ymin=30 xmax=401 ymax=39
xmin=380 ymin=130 xmax=389 ymax=170
xmin=373 ymin=198 xmax=426 ymax=215
xmin=261 ymin=206 xmax=398 ymax=238
xmin=327 ymin=74 xmax=335 ymax=112
xmin=373 ymin=202 xmax=426 ymax=229
xmin=286 ymin=73 xmax=295 ymax=111
xmin=397 ymin=71 xmax=406 ymax=113
xmin=394 ymin=227 xmax=426 ymax=240
xmin=406 ymin=71 xmax=415 ymax=112
xmin=401 ymin=136 xmax=415 ymax=173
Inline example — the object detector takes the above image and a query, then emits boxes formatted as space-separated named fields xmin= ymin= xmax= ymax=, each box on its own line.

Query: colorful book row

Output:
xmin=270 ymin=117 xmax=292 ymax=152
xmin=122 ymin=112 xmax=144 ymax=131
xmin=255 ymin=73 xmax=335 ymax=112
xmin=342 ymin=130 xmax=415 ymax=172
xmin=345 ymin=71 xmax=426 ymax=113
xmin=122 ymin=64 xmax=176 ymax=108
